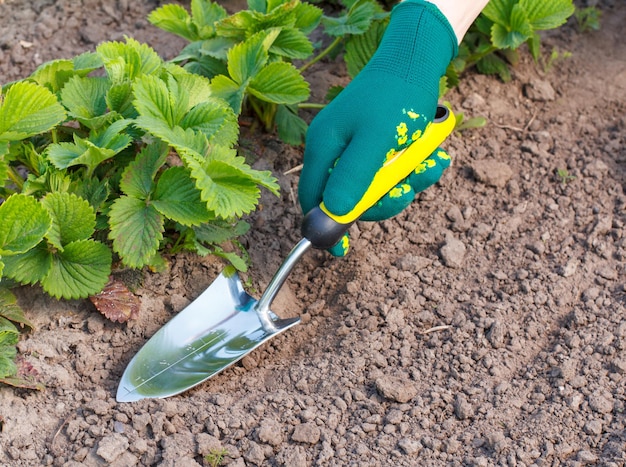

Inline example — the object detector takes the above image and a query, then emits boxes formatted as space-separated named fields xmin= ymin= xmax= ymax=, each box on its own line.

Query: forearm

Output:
xmin=426 ymin=0 xmax=490 ymax=43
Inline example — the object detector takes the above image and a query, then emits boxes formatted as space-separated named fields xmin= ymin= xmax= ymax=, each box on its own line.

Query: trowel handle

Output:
xmin=302 ymin=104 xmax=455 ymax=250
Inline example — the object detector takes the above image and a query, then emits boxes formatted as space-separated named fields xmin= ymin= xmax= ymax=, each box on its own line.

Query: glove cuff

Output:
xmin=366 ymin=0 xmax=458 ymax=87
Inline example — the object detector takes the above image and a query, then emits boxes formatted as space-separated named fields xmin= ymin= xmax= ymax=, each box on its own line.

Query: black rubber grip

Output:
xmin=301 ymin=207 xmax=353 ymax=250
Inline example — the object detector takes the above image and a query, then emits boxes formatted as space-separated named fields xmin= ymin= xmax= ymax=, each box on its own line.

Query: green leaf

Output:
xmin=106 ymin=82 xmax=136 ymax=118
xmin=210 ymin=75 xmax=247 ymax=114
xmin=476 ymin=54 xmax=511 ymax=82
xmin=179 ymin=98 xmax=239 ymax=147
xmin=148 ymin=4 xmax=197 ymax=41
xmin=73 ymin=177 xmax=110 ymax=211
xmin=72 ymin=51 xmax=103 ymax=72
xmin=520 ymin=0 xmax=575 ymax=30
xmin=248 ymin=61 xmax=309 ymax=104
xmin=166 ymin=67 xmax=214 ymax=109
xmin=41 ymin=192 xmax=96 ymax=250
xmin=184 ymin=55 xmax=229 ymax=80
xmin=0 ymin=316 xmax=18 ymax=347
xmin=2 ymin=242 xmax=52 ymax=285
xmin=0 ymin=81 xmax=66 ymax=141
xmin=191 ymin=0 xmax=228 ymax=38
xmin=275 ymin=104 xmax=307 ymax=145
xmin=97 ymin=37 xmax=162 ymax=83
xmin=153 ymin=166 xmax=212 ymax=226
xmin=40 ymin=239 xmax=112 ymax=299
xmin=0 ymin=348 xmax=18 ymax=379
xmin=119 ymin=142 xmax=168 ymax=199
xmin=248 ymin=0 xmax=266 ymax=13
xmin=293 ymin=2 xmax=323 ymax=34
xmin=215 ymin=9 xmax=257 ymax=39
xmin=482 ymin=0 xmax=516 ymax=26
xmin=46 ymin=120 xmax=132 ymax=172
xmin=270 ymin=28 xmax=313 ymax=60
xmin=528 ymin=32 xmax=541 ymax=61
xmin=227 ymin=31 xmax=273 ymax=84
xmin=345 ymin=19 xmax=387 ymax=78
xmin=108 ymin=196 xmax=164 ymax=268
xmin=134 ymin=117 xmax=210 ymax=156
xmin=189 ymin=158 xmax=262 ymax=218
xmin=29 ymin=59 xmax=76 ymax=94
xmin=0 ymin=146 xmax=9 ymax=188
xmin=133 ymin=74 xmax=187 ymax=128
xmin=0 ymin=194 xmax=51 ymax=256
xmin=60 ymin=75 xmax=111 ymax=126
xmin=325 ymin=85 xmax=344 ymax=102
xmin=194 ymin=219 xmax=250 ymax=244
xmin=212 ymin=246 xmax=248 ymax=272
xmin=183 ymin=144 xmax=279 ymax=217
xmin=207 ymin=145 xmax=279 ymax=195
xmin=321 ymin=0 xmax=377 ymax=37
xmin=198 ymin=37 xmax=237 ymax=62
xmin=490 ymin=4 xmax=533 ymax=49
xmin=0 ymin=288 xmax=34 ymax=330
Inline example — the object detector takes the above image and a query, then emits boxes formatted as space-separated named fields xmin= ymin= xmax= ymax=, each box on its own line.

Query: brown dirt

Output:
xmin=1 ymin=0 xmax=625 ymax=466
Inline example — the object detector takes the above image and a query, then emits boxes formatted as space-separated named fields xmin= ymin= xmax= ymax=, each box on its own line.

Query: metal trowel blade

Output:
xmin=116 ymin=271 xmax=300 ymax=402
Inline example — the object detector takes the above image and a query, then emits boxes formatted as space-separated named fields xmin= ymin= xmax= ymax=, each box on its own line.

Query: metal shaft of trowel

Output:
xmin=254 ymin=238 xmax=312 ymax=333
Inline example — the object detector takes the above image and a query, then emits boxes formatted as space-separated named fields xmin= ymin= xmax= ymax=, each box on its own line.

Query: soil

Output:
xmin=1 ymin=0 xmax=625 ymax=466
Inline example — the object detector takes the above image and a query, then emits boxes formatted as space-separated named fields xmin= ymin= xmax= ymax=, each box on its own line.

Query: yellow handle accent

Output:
xmin=320 ymin=105 xmax=455 ymax=225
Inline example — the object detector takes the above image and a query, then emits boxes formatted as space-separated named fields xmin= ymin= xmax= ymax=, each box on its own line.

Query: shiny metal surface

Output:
xmin=116 ymin=271 xmax=300 ymax=402
xmin=116 ymin=239 xmax=312 ymax=402
xmin=256 ymin=238 xmax=311 ymax=332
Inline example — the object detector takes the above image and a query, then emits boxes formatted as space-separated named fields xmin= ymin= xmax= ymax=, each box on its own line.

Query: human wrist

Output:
xmin=422 ymin=0 xmax=490 ymax=43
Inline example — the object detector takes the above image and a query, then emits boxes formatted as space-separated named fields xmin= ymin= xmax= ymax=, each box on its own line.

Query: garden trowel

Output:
xmin=116 ymin=105 xmax=455 ymax=402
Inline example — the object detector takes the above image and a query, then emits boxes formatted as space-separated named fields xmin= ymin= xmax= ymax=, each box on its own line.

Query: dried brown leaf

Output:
xmin=89 ymin=278 xmax=140 ymax=323
xmin=0 ymin=358 xmax=45 ymax=391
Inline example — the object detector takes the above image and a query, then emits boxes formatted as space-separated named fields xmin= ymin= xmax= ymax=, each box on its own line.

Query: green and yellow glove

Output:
xmin=298 ymin=0 xmax=458 ymax=256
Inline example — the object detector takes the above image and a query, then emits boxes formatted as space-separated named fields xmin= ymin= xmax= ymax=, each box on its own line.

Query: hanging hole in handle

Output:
xmin=434 ymin=105 xmax=449 ymax=123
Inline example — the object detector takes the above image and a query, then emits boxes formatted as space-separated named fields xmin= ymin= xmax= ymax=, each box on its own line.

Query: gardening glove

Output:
xmin=299 ymin=0 xmax=458 ymax=256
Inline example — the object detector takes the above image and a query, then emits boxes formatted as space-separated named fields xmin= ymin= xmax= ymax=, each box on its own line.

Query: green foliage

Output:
xmin=149 ymin=0 xmax=322 ymax=144
xmin=149 ymin=0 xmax=386 ymax=144
xmin=447 ymin=0 xmax=575 ymax=85
xmin=574 ymin=6 xmax=601 ymax=33
xmin=454 ymin=112 xmax=487 ymax=132
xmin=205 ymin=448 xmax=229 ymax=467
xmin=540 ymin=47 xmax=572 ymax=73
xmin=0 ymin=288 xmax=42 ymax=391
xmin=0 ymin=315 xmax=19 ymax=379
xmin=556 ymin=168 xmax=576 ymax=185
xmin=0 ymin=37 xmax=279 ymax=302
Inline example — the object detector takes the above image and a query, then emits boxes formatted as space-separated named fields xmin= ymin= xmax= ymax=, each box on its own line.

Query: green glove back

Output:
xmin=299 ymin=0 xmax=458 ymax=256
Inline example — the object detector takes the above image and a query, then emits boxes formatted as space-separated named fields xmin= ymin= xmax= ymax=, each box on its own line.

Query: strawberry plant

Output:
xmin=445 ymin=0 xmax=576 ymax=86
xmin=148 ymin=0 xmax=322 ymax=144
xmin=148 ymin=0 xmax=385 ymax=144
xmin=0 ymin=37 xmax=279 ymax=302
xmin=0 ymin=288 xmax=42 ymax=390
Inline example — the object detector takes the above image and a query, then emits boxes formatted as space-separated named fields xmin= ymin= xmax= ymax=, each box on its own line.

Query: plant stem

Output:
xmin=299 ymin=37 xmax=343 ymax=73
xmin=466 ymin=45 xmax=498 ymax=67
xmin=7 ymin=166 xmax=24 ymax=191
xmin=298 ymin=103 xmax=326 ymax=110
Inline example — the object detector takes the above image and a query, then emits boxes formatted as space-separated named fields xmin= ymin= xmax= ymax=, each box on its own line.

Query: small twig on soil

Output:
xmin=49 ymin=415 xmax=73 ymax=454
xmin=493 ymin=109 xmax=538 ymax=132
xmin=284 ymin=164 xmax=303 ymax=175
xmin=289 ymin=186 xmax=297 ymax=208
xmin=421 ymin=325 xmax=452 ymax=335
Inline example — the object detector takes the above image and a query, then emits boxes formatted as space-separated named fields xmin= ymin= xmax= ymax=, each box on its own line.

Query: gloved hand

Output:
xmin=299 ymin=0 xmax=458 ymax=256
